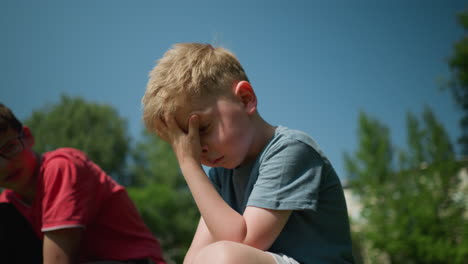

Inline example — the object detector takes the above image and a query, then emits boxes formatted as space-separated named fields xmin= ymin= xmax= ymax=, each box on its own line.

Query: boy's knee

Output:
xmin=193 ymin=240 xmax=242 ymax=264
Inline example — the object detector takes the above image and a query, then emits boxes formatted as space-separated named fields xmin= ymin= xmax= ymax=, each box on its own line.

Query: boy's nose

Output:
xmin=201 ymin=145 xmax=208 ymax=153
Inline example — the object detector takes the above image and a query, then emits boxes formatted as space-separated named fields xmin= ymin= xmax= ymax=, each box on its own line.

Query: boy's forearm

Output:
xmin=180 ymin=159 xmax=247 ymax=242
xmin=183 ymin=249 xmax=195 ymax=264
xmin=43 ymin=229 xmax=82 ymax=264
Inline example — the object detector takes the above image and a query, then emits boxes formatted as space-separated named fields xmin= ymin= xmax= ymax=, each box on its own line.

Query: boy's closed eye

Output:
xmin=0 ymin=139 xmax=21 ymax=156
xmin=1 ymin=142 xmax=16 ymax=153
xmin=199 ymin=123 xmax=211 ymax=134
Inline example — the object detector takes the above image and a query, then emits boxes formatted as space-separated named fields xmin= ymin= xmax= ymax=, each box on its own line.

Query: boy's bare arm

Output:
xmin=157 ymin=114 xmax=292 ymax=250
xmin=43 ymin=228 xmax=83 ymax=264
xmin=184 ymin=217 xmax=215 ymax=264
xmin=242 ymin=206 xmax=292 ymax=249
xmin=179 ymin=160 xmax=291 ymax=248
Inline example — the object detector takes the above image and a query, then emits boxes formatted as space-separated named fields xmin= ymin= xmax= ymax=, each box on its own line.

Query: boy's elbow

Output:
xmin=214 ymin=220 xmax=247 ymax=243
xmin=215 ymin=230 xmax=246 ymax=243
xmin=241 ymin=227 xmax=276 ymax=250
xmin=242 ymin=238 xmax=272 ymax=251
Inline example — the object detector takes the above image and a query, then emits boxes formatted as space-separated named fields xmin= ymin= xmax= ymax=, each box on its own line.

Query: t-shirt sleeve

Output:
xmin=247 ymin=139 xmax=324 ymax=211
xmin=40 ymin=156 xmax=95 ymax=231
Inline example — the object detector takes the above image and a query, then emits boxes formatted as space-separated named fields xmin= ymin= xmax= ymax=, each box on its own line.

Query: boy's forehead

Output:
xmin=174 ymin=97 xmax=214 ymax=125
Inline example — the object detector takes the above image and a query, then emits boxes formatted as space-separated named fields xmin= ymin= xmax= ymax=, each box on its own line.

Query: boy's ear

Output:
xmin=233 ymin=81 xmax=257 ymax=115
xmin=22 ymin=126 xmax=35 ymax=147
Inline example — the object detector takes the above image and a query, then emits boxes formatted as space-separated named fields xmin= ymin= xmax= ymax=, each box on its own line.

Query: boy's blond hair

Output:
xmin=142 ymin=43 xmax=249 ymax=132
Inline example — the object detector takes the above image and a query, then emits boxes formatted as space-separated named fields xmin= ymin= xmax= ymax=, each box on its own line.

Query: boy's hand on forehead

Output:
xmin=155 ymin=113 xmax=202 ymax=165
xmin=154 ymin=116 xmax=170 ymax=142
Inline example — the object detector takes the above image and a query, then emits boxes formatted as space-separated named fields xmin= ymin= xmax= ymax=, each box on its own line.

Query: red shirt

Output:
xmin=0 ymin=148 xmax=165 ymax=264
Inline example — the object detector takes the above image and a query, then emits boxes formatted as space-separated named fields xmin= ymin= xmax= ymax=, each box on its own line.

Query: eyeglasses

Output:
xmin=0 ymin=130 xmax=24 ymax=160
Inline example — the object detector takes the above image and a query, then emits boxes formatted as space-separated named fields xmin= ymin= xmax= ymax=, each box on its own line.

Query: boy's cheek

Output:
xmin=0 ymin=167 xmax=9 ymax=184
xmin=1 ymin=153 xmax=29 ymax=175
xmin=0 ymin=158 xmax=12 ymax=172
xmin=0 ymin=160 xmax=13 ymax=176
xmin=201 ymin=157 xmax=208 ymax=164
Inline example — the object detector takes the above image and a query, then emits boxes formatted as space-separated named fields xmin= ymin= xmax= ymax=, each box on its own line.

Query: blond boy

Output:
xmin=142 ymin=43 xmax=354 ymax=264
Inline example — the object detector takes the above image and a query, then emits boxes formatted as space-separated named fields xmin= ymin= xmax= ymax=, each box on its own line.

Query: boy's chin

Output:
xmin=202 ymin=162 xmax=237 ymax=169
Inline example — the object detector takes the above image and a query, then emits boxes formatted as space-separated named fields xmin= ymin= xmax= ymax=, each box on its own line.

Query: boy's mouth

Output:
xmin=212 ymin=156 xmax=224 ymax=165
xmin=5 ymin=168 xmax=22 ymax=182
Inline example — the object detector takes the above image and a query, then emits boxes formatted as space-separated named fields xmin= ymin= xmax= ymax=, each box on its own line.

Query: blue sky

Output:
xmin=1 ymin=0 xmax=465 ymax=179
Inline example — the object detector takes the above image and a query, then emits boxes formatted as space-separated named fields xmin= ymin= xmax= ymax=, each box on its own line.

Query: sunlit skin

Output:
xmin=155 ymin=81 xmax=292 ymax=264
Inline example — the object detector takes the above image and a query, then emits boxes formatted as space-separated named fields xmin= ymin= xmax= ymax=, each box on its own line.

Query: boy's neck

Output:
xmin=242 ymin=115 xmax=276 ymax=166
xmin=15 ymin=152 xmax=41 ymax=205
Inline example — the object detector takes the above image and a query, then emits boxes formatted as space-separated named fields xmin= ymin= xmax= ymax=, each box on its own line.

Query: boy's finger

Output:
xmin=154 ymin=118 xmax=169 ymax=141
xmin=188 ymin=115 xmax=200 ymax=138
xmin=164 ymin=113 xmax=181 ymax=132
xmin=154 ymin=126 xmax=168 ymax=141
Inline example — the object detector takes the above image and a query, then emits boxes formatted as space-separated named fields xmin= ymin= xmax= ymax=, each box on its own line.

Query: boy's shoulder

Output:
xmin=263 ymin=126 xmax=325 ymax=158
xmin=39 ymin=147 xmax=121 ymax=191
xmin=40 ymin=148 xmax=108 ymax=180
xmin=42 ymin=148 xmax=90 ymax=167
xmin=273 ymin=126 xmax=317 ymax=146
xmin=254 ymin=126 xmax=335 ymax=173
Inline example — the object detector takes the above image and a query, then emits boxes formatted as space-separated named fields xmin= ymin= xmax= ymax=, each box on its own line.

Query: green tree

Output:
xmin=449 ymin=10 xmax=468 ymax=156
xmin=129 ymin=131 xmax=185 ymax=188
xmin=128 ymin=131 xmax=198 ymax=264
xmin=344 ymin=112 xmax=395 ymax=263
xmin=25 ymin=95 xmax=130 ymax=181
xmin=345 ymin=109 xmax=468 ymax=263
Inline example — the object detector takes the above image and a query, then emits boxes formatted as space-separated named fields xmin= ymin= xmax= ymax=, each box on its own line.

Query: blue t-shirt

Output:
xmin=209 ymin=126 xmax=354 ymax=264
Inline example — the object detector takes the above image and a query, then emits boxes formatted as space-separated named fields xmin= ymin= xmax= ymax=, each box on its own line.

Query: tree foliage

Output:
xmin=128 ymin=131 xmax=198 ymax=264
xmin=24 ymin=95 xmax=130 ymax=180
xmin=345 ymin=109 xmax=468 ymax=263
xmin=449 ymin=10 xmax=468 ymax=156
xmin=128 ymin=183 xmax=198 ymax=264
xmin=129 ymin=131 xmax=185 ymax=188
